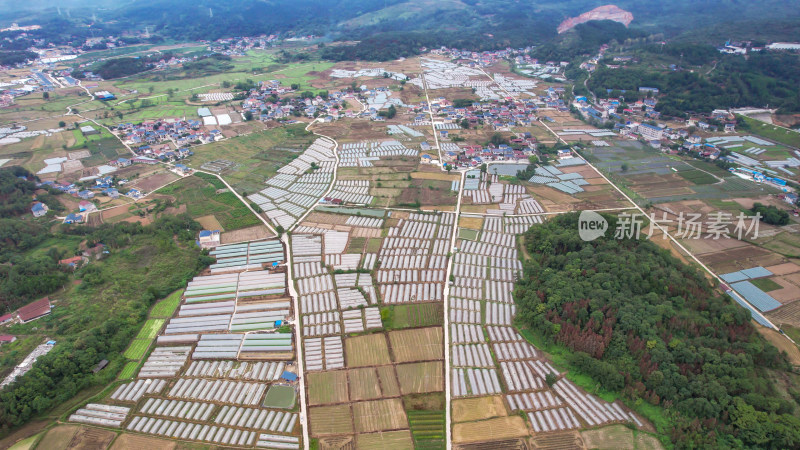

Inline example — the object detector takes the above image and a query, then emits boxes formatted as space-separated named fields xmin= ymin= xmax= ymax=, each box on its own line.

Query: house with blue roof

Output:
xmin=31 ymin=202 xmax=48 ymax=217
xmin=64 ymin=213 xmax=83 ymax=224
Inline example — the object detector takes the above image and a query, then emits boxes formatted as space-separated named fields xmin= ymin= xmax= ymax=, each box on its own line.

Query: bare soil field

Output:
xmin=452 ymin=416 xmax=529 ymax=444
xmin=345 ymin=334 xmax=392 ymax=367
xmin=452 ymin=396 xmax=507 ymax=422
xmin=766 ymin=262 xmax=800 ymax=276
xmin=66 ymin=427 xmax=116 ymax=450
xmin=109 ymin=433 xmax=176 ymax=450
xmin=530 ymin=432 xmax=586 ymax=450
xmin=353 ymin=399 xmax=408 ymax=433
xmin=388 ymin=327 xmax=443 ymax=362
xmin=220 ymin=224 xmax=273 ymax=243
xmin=131 ymin=171 xmax=180 ymax=192
xmin=410 ymin=170 xmax=459 ymax=182
xmin=458 ymin=216 xmax=484 ymax=230
xmin=767 ymin=301 xmax=800 ymax=328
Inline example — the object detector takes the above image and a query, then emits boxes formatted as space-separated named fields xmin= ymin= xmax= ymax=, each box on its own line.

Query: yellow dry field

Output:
xmin=308 ymin=371 xmax=350 ymax=405
xmin=395 ymin=362 xmax=444 ymax=394
xmin=452 ymin=396 xmax=508 ymax=422
xmin=581 ymin=424 xmax=636 ymax=450
xmin=353 ymin=399 xmax=408 ymax=433
xmin=355 ymin=430 xmax=414 ymax=449
xmin=348 ymin=367 xmax=383 ymax=401
xmin=109 ymin=433 xmax=176 ymax=450
xmin=309 ymin=404 xmax=354 ymax=436
xmin=458 ymin=216 xmax=484 ymax=230
xmin=452 ymin=416 xmax=529 ymax=444
xmin=345 ymin=334 xmax=392 ymax=367
xmin=66 ymin=427 xmax=117 ymax=450
xmin=195 ymin=214 xmax=224 ymax=231
xmin=220 ymin=225 xmax=273 ymax=243
xmin=377 ymin=366 xmax=401 ymax=397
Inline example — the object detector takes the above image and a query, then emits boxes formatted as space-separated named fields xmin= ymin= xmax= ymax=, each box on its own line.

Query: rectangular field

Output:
xmin=408 ymin=410 xmax=445 ymax=449
xmin=309 ymin=404 xmax=354 ymax=436
xmin=308 ymin=371 xmax=349 ymax=405
xmin=356 ymin=430 xmax=414 ymax=450
xmin=123 ymin=339 xmax=151 ymax=360
xmin=118 ymin=361 xmax=140 ymax=379
xmin=388 ymin=304 xmax=444 ymax=329
xmin=348 ymin=368 xmax=382 ymax=401
xmin=353 ymin=399 xmax=408 ymax=433
xmin=135 ymin=319 xmax=165 ymax=340
xmin=345 ymin=334 xmax=392 ymax=367
xmin=452 ymin=416 xmax=529 ymax=444
xmin=377 ymin=366 xmax=401 ymax=397
xmin=453 ymin=396 xmax=508 ymax=422
xmin=395 ymin=362 xmax=444 ymax=394
xmin=389 ymin=327 xmax=443 ymax=362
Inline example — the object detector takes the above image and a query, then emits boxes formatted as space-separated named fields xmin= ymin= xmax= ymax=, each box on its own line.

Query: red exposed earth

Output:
xmin=557 ymin=4 xmax=634 ymax=34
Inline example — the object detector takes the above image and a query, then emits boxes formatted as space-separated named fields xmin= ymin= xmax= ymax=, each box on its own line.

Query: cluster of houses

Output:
xmin=414 ymin=88 xmax=567 ymax=133
xmin=207 ymin=35 xmax=281 ymax=55
xmin=114 ymin=119 xmax=217 ymax=147
xmin=240 ymin=81 xmax=352 ymax=121
xmin=430 ymin=46 xmax=535 ymax=67
xmin=441 ymin=143 xmax=536 ymax=168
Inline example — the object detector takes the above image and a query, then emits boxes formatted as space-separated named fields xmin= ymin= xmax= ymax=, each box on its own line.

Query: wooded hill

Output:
xmin=514 ymin=213 xmax=800 ymax=448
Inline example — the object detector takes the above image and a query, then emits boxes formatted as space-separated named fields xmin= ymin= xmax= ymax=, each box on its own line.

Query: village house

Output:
xmin=31 ymin=201 xmax=48 ymax=217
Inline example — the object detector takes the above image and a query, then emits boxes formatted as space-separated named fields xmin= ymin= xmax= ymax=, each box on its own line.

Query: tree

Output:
xmin=58 ymin=121 xmax=66 ymax=128
xmin=621 ymin=163 xmax=629 ymax=172
xmin=276 ymin=225 xmax=285 ymax=237
xmin=243 ymin=111 xmax=254 ymax=121
xmin=460 ymin=118 xmax=470 ymax=129
xmin=42 ymin=92 xmax=49 ymax=100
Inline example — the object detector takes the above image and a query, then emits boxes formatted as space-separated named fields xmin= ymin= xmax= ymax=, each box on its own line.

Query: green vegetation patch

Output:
xmin=514 ymin=212 xmax=800 ymax=448
xmin=263 ymin=384 xmax=297 ymax=409
xmin=157 ymin=174 xmax=260 ymax=230
xmin=738 ymin=115 xmax=800 ymax=148
xmin=457 ymin=228 xmax=479 ymax=240
xmin=118 ymin=361 xmax=140 ymax=379
xmin=150 ymin=289 xmax=183 ymax=318
xmin=135 ymin=318 xmax=165 ymax=340
xmin=407 ymin=409 xmax=445 ymax=450
xmin=123 ymin=339 xmax=152 ymax=360
xmin=750 ymin=277 xmax=783 ymax=292
xmin=384 ymin=304 xmax=443 ymax=329
xmin=676 ymin=169 xmax=718 ymax=185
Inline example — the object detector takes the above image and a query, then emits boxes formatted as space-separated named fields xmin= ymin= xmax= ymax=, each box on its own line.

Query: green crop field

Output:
xmin=677 ymin=169 xmax=718 ymax=185
xmin=263 ymin=385 xmax=297 ymax=409
xmin=386 ymin=304 xmax=444 ymax=329
xmin=123 ymin=338 xmax=151 ymax=360
xmin=156 ymin=174 xmax=261 ymax=230
xmin=408 ymin=410 xmax=445 ymax=450
xmin=118 ymin=361 xmax=140 ymax=379
xmin=151 ymin=289 xmax=184 ymax=318
xmin=136 ymin=319 xmax=165 ymax=340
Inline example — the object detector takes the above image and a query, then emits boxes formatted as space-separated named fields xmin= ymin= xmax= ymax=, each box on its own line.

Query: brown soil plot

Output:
xmin=355 ymin=430 xmax=414 ymax=449
xmin=67 ymin=427 xmax=117 ymax=450
xmin=389 ymin=327 xmax=443 ymax=362
xmin=310 ymin=404 xmax=355 ymax=436
xmin=453 ymin=396 xmax=508 ymax=422
xmin=348 ymin=368 xmax=383 ymax=401
xmin=353 ymin=399 xmax=408 ymax=433
xmin=308 ymin=371 xmax=350 ymax=405
xmin=110 ymin=433 xmax=176 ymax=450
xmin=453 ymin=416 xmax=529 ymax=444
xmin=376 ymin=366 xmax=401 ymax=397
xmin=345 ymin=334 xmax=392 ymax=367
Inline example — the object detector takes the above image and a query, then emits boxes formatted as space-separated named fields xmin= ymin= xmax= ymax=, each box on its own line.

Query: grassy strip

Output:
xmin=737 ymin=115 xmax=800 ymax=148
xmin=150 ymin=289 xmax=184 ymax=318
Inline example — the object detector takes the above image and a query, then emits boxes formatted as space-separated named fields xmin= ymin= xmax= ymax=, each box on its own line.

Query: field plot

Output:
xmin=452 ymin=416 xmax=529 ymax=444
xmin=309 ymin=405 xmax=354 ymax=436
xmin=136 ymin=319 xmax=165 ymax=340
xmin=389 ymin=327 xmax=443 ymax=362
xmin=308 ymin=371 xmax=349 ymax=405
xmin=452 ymin=396 xmax=507 ymax=422
xmin=156 ymin=174 xmax=261 ymax=231
xmin=408 ymin=410 xmax=445 ymax=449
xmin=34 ymin=425 xmax=79 ymax=450
xmin=123 ymin=339 xmax=151 ymax=360
xmin=345 ymin=334 xmax=392 ymax=367
xmin=64 ymin=426 xmax=117 ymax=450
xmin=150 ymin=290 xmax=183 ymax=318
xmin=118 ymin=361 xmax=139 ymax=379
xmin=353 ymin=399 xmax=408 ymax=433
xmin=395 ymin=362 xmax=444 ymax=394
xmin=348 ymin=368 xmax=383 ymax=401
xmin=109 ymin=433 xmax=176 ymax=450
xmin=377 ymin=366 xmax=401 ymax=397
xmin=387 ymin=304 xmax=444 ymax=329
xmin=356 ymin=430 xmax=414 ymax=449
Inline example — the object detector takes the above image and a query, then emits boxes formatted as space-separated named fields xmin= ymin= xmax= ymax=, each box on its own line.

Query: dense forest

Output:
xmin=0 ymin=214 xmax=212 ymax=433
xmin=530 ymin=21 xmax=646 ymax=62
xmin=94 ymin=56 xmax=152 ymax=80
xmin=585 ymin=52 xmax=800 ymax=115
xmin=515 ymin=213 xmax=800 ymax=448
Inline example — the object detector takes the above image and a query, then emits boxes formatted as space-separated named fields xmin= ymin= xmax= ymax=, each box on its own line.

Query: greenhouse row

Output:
xmin=452 ymin=368 xmax=502 ymax=397
xmin=380 ymin=282 xmax=443 ymax=303
xmin=69 ymin=404 xmax=130 ymax=428
xmin=139 ymin=398 xmax=216 ymax=422
xmin=111 ymin=378 xmax=167 ymax=403
xmin=304 ymin=336 xmax=343 ymax=371
xmin=139 ymin=346 xmax=191 ymax=378
xmin=126 ymin=416 xmax=259 ymax=446
xmin=507 ymin=390 xmax=564 ymax=412
xmin=168 ymin=378 xmax=267 ymax=406
xmin=451 ymin=343 xmax=494 ymax=368
xmin=214 ymin=405 xmax=297 ymax=433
